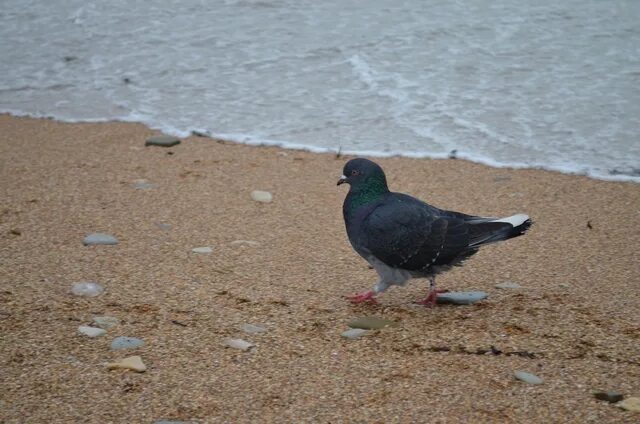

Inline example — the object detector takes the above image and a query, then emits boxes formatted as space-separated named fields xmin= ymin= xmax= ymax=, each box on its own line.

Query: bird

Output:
xmin=337 ymin=158 xmax=532 ymax=305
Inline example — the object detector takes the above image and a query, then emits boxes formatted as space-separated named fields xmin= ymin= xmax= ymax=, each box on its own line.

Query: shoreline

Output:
xmin=1 ymin=114 xmax=639 ymax=423
xmin=2 ymin=111 xmax=638 ymax=184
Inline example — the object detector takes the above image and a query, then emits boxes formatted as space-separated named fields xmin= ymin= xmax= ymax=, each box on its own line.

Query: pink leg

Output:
xmin=415 ymin=277 xmax=447 ymax=307
xmin=415 ymin=289 xmax=448 ymax=307
xmin=347 ymin=290 xmax=378 ymax=304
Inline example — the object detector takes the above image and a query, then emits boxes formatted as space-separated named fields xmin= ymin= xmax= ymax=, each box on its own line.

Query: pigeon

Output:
xmin=337 ymin=158 xmax=532 ymax=305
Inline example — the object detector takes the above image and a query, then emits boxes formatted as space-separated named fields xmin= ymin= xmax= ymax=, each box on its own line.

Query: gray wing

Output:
xmin=359 ymin=195 xmax=472 ymax=271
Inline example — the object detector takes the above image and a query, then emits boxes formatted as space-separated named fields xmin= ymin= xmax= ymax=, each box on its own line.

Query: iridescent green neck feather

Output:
xmin=345 ymin=174 xmax=389 ymax=212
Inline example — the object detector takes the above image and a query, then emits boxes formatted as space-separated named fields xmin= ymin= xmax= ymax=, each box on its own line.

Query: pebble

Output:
xmin=71 ymin=282 xmax=104 ymax=297
xmin=231 ymin=240 xmax=260 ymax=247
xmin=111 ymin=336 xmax=145 ymax=350
xmin=594 ymin=391 xmax=624 ymax=403
xmin=145 ymin=135 xmax=181 ymax=147
xmin=347 ymin=317 xmax=397 ymax=330
xmin=250 ymin=190 xmax=273 ymax=203
xmin=155 ymin=421 xmax=196 ymax=424
xmin=78 ymin=325 xmax=106 ymax=338
xmin=83 ymin=233 xmax=118 ymax=246
xmin=436 ymin=291 xmax=488 ymax=305
xmin=223 ymin=338 xmax=255 ymax=351
xmin=241 ymin=324 xmax=267 ymax=334
xmin=92 ymin=316 xmax=120 ymax=329
xmin=132 ymin=179 xmax=155 ymax=189
xmin=106 ymin=356 xmax=146 ymax=372
xmin=192 ymin=246 xmax=213 ymax=254
xmin=617 ymin=397 xmax=640 ymax=412
xmin=341 ymin=328 xmax=370 ymax=339
xmin=514 ymin=370 xmax=543 ymax=385
xmin=495 ymin=282 xmax=521 ymax=289
xmin=156 ymin=223 xmax=172 ymax=231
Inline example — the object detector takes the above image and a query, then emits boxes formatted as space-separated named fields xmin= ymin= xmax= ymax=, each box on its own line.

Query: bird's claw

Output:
xmin=414 ymin=289 xmax=449 ymax=307
xmin=347 ymin=290 xmax=378 ymax=304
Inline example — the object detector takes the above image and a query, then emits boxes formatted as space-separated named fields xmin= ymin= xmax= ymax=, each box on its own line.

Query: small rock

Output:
xmin=514 ymin=370 xmax=543 ymax=385
xmin=71 ymin=281 xmax=104 ymax=297
xmin=617 ymin=397 xmax=640 ymax=412
xmin=155 ymin=421 xmax=197 ymax=424
xmin=111 ymin=336 xmax=145 ymax=350
xmin=145 ymin=135 xmax=181 ymax=147
xmin=347 ymin=317 xmax=397 ymax=330
xmin=156 ymin=223 xmax=172 ymax=231
xmin=241 ymin=324 xmax=267 ymax=334
xmin=132 ymin=179 xmax=155 ymax=189
xmin=83 ymin=233 xmax=118 ymax=246
xmin=341 ymin=328 xmax=370 ymax=339
xmin=78 ymin=325 xmax=106 ymax=338
xmin=436 ymin=291 xmax=487 ymax=305
xmin=495 ymin=282 xmax=521 ymax=289
xmin=223 ymin=338 xmax=255 ymax=351
xmin=92 ymin=316 xmax=120 ymax=329
xmin=192 ymin=246 xmax=213 ymax=254
xmin=594 ymin=391 xmax=624 ymax=403
xmin=231 ymin=240 xmax=260 ymax=247
xmin=250 ymin=190 xmax=273 ymax=203
xmin=106 ymin=356 xmax=146 ymax=372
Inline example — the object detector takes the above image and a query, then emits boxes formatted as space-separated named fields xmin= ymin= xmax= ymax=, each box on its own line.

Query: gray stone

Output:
xmin=156 ymin=223 xmax=172 ymax=231
xmin=111 ymin=336 xmax=145 ymax=350
xmin=341 ymin=328 xmax=370 ymax=339
xmin=436 ymin=291 xmax=487 ymax=305
xmin=145 ymin=135 xmax=181 ymax=147
xmin=92 ymin=316 xmax=120 ymax=329
xmin=71 ymin=282 xmax=104 ymax=297
xmin=241 ymin=324 xmax=267 ymax=334
xmin=347 ymin=316 xmax=397 ymax=330
xmin=514 ymin=370 xmax=543 ymax=385
xmin=132 ymin=180 xmax=155 ymax=189
xmin=155 ymin=421 xmax=198 ymax=424
xmin=594 ymin=391 xmax=624 ymax=403
xmin=83 ymin=233 xmax=118 ymax=246
xmin=495 ymin=282 xmax=521 ymax=289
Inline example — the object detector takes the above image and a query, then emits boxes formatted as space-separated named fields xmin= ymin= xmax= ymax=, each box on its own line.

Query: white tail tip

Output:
xmin=492 ymin=214 xmax=530 ymax=227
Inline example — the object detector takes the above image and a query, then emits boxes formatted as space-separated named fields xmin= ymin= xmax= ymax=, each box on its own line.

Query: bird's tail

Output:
xmin=467 ymin=214 xmax=532 ymax=247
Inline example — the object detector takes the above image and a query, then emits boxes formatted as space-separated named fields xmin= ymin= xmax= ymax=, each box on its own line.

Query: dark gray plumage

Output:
xmin=337 ymin=158 xmax=532 ymax=305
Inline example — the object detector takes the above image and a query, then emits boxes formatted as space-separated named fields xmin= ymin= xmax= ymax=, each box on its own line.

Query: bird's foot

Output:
xmin=347 ymin=290 xmax=378 ymax=304
xmin=415 ymin=289 xmax=449 ymax=307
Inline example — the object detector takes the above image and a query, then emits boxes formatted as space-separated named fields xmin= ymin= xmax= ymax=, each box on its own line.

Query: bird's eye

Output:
xmin=351 ymin=170 xmax=359 ymax=176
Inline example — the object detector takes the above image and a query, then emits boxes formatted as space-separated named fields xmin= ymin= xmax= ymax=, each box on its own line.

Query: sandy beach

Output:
xmin=1 ymin=114 xmax=639 ymax=423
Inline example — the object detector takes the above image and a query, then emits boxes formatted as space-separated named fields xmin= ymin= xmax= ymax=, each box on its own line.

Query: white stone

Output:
xmin=250 ymin=190 xmax=273 ymax=203
xmin=223 ymin=338 xmax=255 ymax=351
xmin=71 ymin=282 xmax=104 ymax=297
xmin=341 ymin=328 xmax=370 ymax=339
xmin=241 ymin=324 xmax=267 ymax=334
xmin=192 ymin=246 xmax=213 ymax=254
xmin=78 ymin=325 xmax=106 ymax=338
xmin=231 ymin=240 xmax=260 ymax=246
xmin=514 ymin=370 xmax=543 ymax=385
xmin=106 ymin=356 xmax=146 ymax=372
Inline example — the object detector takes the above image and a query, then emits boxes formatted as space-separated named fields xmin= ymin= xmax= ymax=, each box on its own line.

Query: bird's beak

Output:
xmin=337 ymin=175 xmax=348 ymax=186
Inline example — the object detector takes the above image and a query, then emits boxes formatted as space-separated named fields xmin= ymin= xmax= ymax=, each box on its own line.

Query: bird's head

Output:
xmin=337 ymin=158 xmax=389 ymax=193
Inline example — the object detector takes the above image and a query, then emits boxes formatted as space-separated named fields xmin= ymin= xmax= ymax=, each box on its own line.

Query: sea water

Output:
xmin=1 ymin=0 xmax=638 ymax=181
